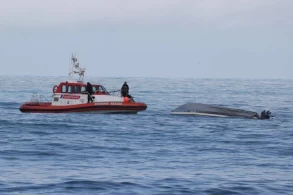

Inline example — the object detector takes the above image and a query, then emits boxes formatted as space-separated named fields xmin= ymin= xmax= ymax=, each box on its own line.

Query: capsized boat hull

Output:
xmin=19 ymin=102 xmax=147 ymax=114
xmin=171 ymin=103 xmax=261 ymax=119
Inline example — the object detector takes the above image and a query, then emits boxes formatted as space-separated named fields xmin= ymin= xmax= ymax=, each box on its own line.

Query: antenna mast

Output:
xmin=68 ymin=53 xmax=86 ymax=82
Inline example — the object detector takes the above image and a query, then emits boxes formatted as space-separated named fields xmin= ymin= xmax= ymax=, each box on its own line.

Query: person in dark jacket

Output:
xmin=121 ymin=82 xmax=129 ymax=97
xmin=121 ymin=81 xmax=135 ymax=102
xmin=86 ymin=82 xmax=93 ymax=103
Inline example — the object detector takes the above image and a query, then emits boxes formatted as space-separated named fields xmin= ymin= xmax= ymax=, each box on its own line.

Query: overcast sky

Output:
xmin=0 ymin=0 xmax=292 ymax=78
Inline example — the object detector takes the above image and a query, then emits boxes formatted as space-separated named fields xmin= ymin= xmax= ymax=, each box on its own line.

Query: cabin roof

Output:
xmin=58 ymin=81 xmax=103 ymax=86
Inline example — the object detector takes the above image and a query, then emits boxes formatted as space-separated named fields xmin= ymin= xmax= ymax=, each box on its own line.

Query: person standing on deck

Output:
xmin=121 ymin=82 xmax=129 ymax=97
xmin=86 ymin=82 xmax=93 ymax=103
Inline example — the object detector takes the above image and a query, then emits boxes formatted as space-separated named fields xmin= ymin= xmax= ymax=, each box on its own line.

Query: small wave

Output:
xmin=91 ymin=145 xmax=133 ymax=152
xmin=1 ymin=120 xmax=83 ymax=130
xmin=0 ymin=101 xmax=21 ymax=109
xmin=0 ymin=180 xmax=143 ymax=193
xmin=205 ymin=188 xmax=242 ymax=195
xmin=205 ymin=185 xmax=260 ymax=195
xmin=149 ymin=178 xmax=196 ymax=194
xmin=27 ymin=130 xmax=51 ymax=136
xmin=0 ymin=149 xmax=61 ymax=157
xmin=0 ymin=101 xmax=20 ymax=105
xmin=62 ymin=180 xmax=140 ymax=189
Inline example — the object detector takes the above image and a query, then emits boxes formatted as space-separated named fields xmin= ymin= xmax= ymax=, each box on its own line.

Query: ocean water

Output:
xmin=0 ymin=76 xmax=292 ymax=195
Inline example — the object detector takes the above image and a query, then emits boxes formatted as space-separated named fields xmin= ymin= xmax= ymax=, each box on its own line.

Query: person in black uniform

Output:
xmin=121 ymin=82 xmax=129 ymax=97
xmin=86 ymin=82 xmax=93 ymax=103
xmin=121 ymin=81 xmax=135 ymax=102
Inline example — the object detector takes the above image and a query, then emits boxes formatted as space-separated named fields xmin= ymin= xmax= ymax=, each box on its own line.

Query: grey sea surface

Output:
xmin=0 ymin=76 xmax=292 ymax=194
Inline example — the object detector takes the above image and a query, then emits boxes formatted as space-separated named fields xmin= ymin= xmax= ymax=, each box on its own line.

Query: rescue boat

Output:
xmin=19 ymin=55 xmax=147 ymax=114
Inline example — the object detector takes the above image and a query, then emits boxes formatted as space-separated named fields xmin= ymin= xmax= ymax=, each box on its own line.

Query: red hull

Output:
xmin=19 ymin=102 xmax=147 ymax=113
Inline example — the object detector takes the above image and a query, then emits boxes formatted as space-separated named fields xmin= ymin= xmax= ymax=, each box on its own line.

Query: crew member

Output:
xmin=86 ymin=82 xmax=93 ymax=103
xmin=121 ymin=82 xmax=129 ymax=97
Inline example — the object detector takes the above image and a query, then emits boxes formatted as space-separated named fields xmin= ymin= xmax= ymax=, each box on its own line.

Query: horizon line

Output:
xmin=0 ymin=74 xmax=292 ymax=80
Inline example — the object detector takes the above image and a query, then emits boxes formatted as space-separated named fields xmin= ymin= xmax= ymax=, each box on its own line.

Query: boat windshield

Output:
xmin=101 ymin=86 xmax=107 ymax=92
xmin=97 ymin=86 xmax=105 ymax=92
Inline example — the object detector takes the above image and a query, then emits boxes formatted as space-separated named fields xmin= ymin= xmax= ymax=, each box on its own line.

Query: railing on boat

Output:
xmin=107 ymin=90 xmax=121 ymax=96
xmin=27 ymin=94 xmax=50 ymax=105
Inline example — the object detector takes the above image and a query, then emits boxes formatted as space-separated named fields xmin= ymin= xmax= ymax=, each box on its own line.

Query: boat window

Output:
xmin=92 ymin=86 xmax=97 ymax=93
xmin=98 ymin=86 xmax=104 ymax=92
xmin=68 ymin=85 xmax=73 ymax=93
xmin=81 ymin=86 xmax=86 ymax=92
xmin=101 ymin=86 xmax=107 ymax=92
xmin=61 ymin=85 xmax=67 ymax=93
xmin=75 ymin=86 xmax=81 ymax=93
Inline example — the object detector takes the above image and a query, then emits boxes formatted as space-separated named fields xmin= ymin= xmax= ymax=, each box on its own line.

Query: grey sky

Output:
xmin=1 ymin=0 xmax=292 ymax=78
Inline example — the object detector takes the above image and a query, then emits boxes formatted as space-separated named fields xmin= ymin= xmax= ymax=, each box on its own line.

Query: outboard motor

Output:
xmin=260 ymin=110 xmax=271 ymax=119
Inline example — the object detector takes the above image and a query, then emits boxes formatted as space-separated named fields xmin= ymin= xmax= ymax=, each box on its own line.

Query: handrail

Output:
xmin=29 ymin=94 xmax=51 ymax=103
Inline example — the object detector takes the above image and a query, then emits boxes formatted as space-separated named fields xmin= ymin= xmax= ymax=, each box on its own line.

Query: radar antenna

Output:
xmin=68 ymin=53 xmax=86 ymax=82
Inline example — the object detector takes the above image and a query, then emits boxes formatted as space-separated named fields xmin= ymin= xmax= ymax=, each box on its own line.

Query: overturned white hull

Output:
xmin=171 ymin=103 xmax=267 ymax=119
xmin=170 ymin=111 xmax=230 ymax=118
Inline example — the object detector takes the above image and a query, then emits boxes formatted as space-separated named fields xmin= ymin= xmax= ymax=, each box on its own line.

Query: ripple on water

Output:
xmin=0 ymin=77 xmax=293 ymax=194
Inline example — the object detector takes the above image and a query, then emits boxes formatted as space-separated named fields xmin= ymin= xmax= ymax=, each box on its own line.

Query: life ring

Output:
xmin=52 ymin=85 xmax=58 ymax=93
